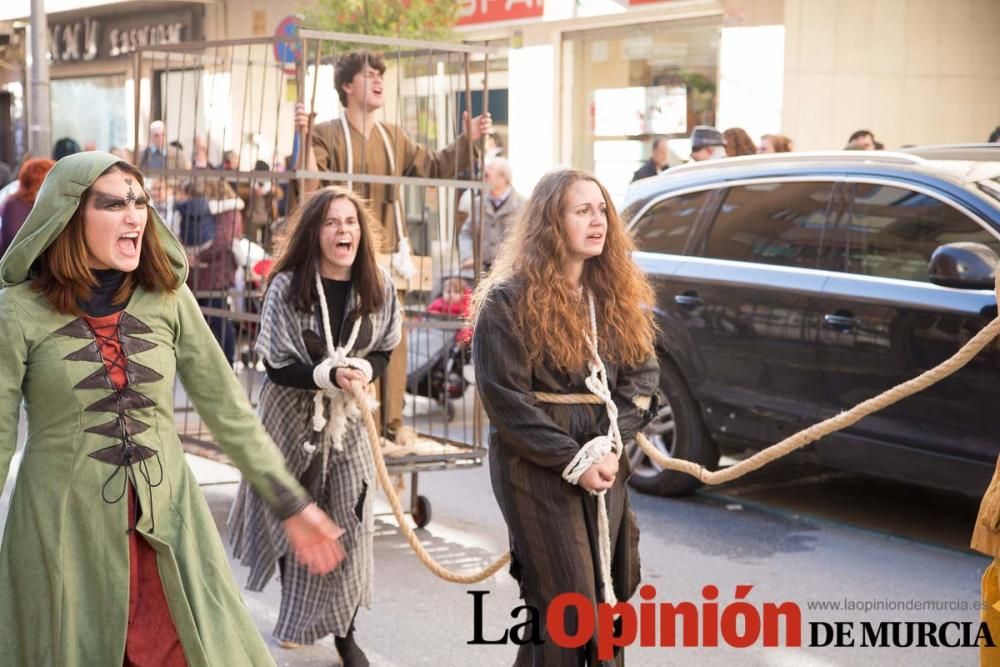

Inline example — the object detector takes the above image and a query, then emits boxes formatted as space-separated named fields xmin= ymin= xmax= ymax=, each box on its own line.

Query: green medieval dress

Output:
xmin=0 ymin=151 xmax=309 ymax=666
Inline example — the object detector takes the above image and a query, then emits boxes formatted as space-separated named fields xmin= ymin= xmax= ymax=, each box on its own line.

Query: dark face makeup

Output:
xmin=83 ymin=172 xmax=149 ymax=272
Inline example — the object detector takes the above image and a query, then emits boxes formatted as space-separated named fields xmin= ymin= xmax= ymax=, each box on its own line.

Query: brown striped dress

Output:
xmin=473 ymin=285 xmax=660 ymax=666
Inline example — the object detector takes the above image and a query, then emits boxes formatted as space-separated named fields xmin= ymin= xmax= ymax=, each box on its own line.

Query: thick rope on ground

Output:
xmin=349 ymin=385 xmax=510 ymax=584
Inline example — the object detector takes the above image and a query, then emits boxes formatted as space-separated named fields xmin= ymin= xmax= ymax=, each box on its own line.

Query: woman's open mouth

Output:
xmin=116 ymin=231 xmax=140 ymax=255
xmin=586 ymin=232 xmax=605 ymax=243
xmin=333 ymin=238 xmax=354 ymax=258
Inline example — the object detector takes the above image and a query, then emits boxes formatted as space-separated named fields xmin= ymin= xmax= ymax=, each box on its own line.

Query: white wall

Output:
xmin=783 ymin=0 xmax=1000 ymax=150
xmin=508 ymin=42 xmax=556 ymax=195
xmin=717 ymin=25 xmax=785 ymax=141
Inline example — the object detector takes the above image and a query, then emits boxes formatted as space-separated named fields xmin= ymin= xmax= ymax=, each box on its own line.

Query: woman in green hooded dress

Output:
xmin=0 ymin=151 xmax=346 ymax=666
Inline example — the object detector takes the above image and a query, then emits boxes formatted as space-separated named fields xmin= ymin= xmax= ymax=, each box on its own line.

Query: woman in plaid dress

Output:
xmin=230 ymin=186 xmax=402 ymax=666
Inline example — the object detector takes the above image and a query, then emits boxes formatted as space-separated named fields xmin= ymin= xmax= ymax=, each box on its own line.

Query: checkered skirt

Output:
xmin=228 ymin=269 xmax=400 ymax=642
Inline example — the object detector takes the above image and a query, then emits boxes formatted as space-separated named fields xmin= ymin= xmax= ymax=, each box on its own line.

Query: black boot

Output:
xmin=334 ymin=631 xmax=369 ymax=667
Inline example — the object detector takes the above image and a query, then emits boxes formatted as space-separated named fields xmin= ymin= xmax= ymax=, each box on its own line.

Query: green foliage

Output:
xmin=680 ymin=72 xmax=716 ymax=95
xmin=303 ymin=0 xmax=461 ymax=41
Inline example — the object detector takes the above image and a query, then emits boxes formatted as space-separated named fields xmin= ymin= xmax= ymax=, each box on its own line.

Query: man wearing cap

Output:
xmin=690 ymin=125 xmax=725 ymax=162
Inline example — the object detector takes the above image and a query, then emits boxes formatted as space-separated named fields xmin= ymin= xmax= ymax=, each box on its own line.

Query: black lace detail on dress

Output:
xmin=60 ymin=313 xmax=164 ymax=533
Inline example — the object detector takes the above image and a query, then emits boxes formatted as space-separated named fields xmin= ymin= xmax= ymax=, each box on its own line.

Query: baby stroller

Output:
xmin=405 ymin=275 xmax=474 ymax=421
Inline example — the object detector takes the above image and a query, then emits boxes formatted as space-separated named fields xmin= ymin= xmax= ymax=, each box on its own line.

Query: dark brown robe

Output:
xmin=473 ymin=285 xmax=660 ymax=666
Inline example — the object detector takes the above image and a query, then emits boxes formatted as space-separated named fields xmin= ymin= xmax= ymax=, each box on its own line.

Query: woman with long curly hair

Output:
xmin=471 ymin=169 xmax=660 ymax=666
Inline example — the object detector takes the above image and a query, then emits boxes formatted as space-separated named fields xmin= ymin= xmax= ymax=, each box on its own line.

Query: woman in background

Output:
xmin=0 ymin=157 xmax=55 ymax=257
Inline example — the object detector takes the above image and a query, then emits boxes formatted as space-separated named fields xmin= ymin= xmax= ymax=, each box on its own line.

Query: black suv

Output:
xmin=622 ymin=147 xmax=1000 ymax=497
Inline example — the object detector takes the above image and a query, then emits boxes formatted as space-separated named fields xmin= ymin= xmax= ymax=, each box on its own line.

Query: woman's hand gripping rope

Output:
xmin=579 ymin=452 xmax=619 ymax=493
xmin=346 ymin=384 xmax=512 ymax=584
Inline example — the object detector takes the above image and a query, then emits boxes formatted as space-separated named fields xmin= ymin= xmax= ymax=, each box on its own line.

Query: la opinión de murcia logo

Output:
xmin=470 ymin=584 xmax=800 ymax=660
xmin=468 ymin=585 xmax=995 ymax=658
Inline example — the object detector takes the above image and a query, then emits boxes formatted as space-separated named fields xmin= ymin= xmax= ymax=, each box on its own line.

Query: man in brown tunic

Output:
xmin=296 ymin=50 xmax=491 ymax=442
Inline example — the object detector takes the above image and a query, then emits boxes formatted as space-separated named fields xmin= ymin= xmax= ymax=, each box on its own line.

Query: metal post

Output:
xmin=28 ymin=0 xmax=51 ymax=157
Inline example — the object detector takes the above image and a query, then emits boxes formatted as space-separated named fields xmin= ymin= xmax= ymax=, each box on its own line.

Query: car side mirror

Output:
xmin=928 ymin=242 xmax=999 ymax=289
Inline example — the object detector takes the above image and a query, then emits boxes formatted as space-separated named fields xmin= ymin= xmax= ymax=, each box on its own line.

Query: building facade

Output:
xmin=0 ymin=0 xmax=997 ymax=201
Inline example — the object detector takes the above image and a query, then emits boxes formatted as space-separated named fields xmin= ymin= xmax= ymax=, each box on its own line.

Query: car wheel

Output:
xmin=626 ymin=359 xmax=718 ymax=496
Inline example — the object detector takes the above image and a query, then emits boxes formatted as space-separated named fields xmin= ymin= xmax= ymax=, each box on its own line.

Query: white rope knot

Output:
xmin=562 ymin=434 xmax=615 ymax=485
xmin=305 ymin=272 xmax=376 ymax=480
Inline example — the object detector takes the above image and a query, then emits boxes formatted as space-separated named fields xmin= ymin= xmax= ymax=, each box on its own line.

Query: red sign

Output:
xmin=457 ymin=0 xmax=544 ymax=26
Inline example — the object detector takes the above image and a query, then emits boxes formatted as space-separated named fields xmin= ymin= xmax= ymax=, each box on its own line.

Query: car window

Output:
xmin=630 ymin=190 xmax=710 ymax=254
xmin=702 ymin=181 xmax=835 ymax=269
xmin=824 ymin=183 xmax=1000 ymax=283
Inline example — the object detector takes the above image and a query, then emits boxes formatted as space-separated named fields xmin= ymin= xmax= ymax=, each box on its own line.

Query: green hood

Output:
xmin=0 ymin=151 xmax=187 ymax=287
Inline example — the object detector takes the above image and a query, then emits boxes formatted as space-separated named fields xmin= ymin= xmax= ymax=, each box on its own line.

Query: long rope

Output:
xmin=348 ymin=383 xmax=511 ymax=583
xmin=351 ymin=272 xmax=1000 ymax=583
xmin=536 ymin=274 xmax=1000 ymax=486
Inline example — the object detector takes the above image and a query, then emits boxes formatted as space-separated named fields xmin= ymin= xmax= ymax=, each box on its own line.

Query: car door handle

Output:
xmin=823 ymin=313 xmax=860 ymax=329
xmin=674 ymin=292 xmax=703 ymax=308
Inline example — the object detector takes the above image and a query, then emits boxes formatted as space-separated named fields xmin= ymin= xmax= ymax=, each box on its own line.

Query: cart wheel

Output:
xmin=412 ymin=495 xmax=432 ymax=529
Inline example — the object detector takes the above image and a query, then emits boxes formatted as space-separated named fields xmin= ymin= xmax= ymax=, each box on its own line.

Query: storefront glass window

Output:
xmin=51 ymin=74 xmax=129 ymax=153
xmin=564 ymin=17 xmax=721 ymax=203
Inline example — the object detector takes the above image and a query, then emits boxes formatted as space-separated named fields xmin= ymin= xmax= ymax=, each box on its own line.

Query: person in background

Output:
xmin=186 ymin=177 xmax=245 ymax=366
xmin=138 ymin=121 xmax=189 ymax=171
xmin=459 ymin=157 xmax=526 ymax=272
xmin=428 ymin=275 xmax=473 ymax=346
xmin=0 ymin=155 xmax=29 ymax=234
xmin=244 ymin=159 xmax=285 ymax=249
xmin=222 ymin=150 xmax=240 ymax=171
xmin=193 ymin=134 xmax=217 ymax=169
xmin=631 ymin=136 xmax=669 ymax=181
xmin=690 ymin=126 xmax=726 ymax=161
xmin=723 ymin=127 xmax=757 ymax=157
xmin=759 ymin=134 xmax=793 ymax=153
xmin=221 ymin=150 xmax=243 ymax=194
xmin=52 ymin=137 xmax=81 ymax=161
xmin=428 ymin=276 xmax=471 ymax=317
xmin=846 ymin=129 xmax=877 ymax=150
xmin=0 ymin=157 xmax=55 ymax=257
